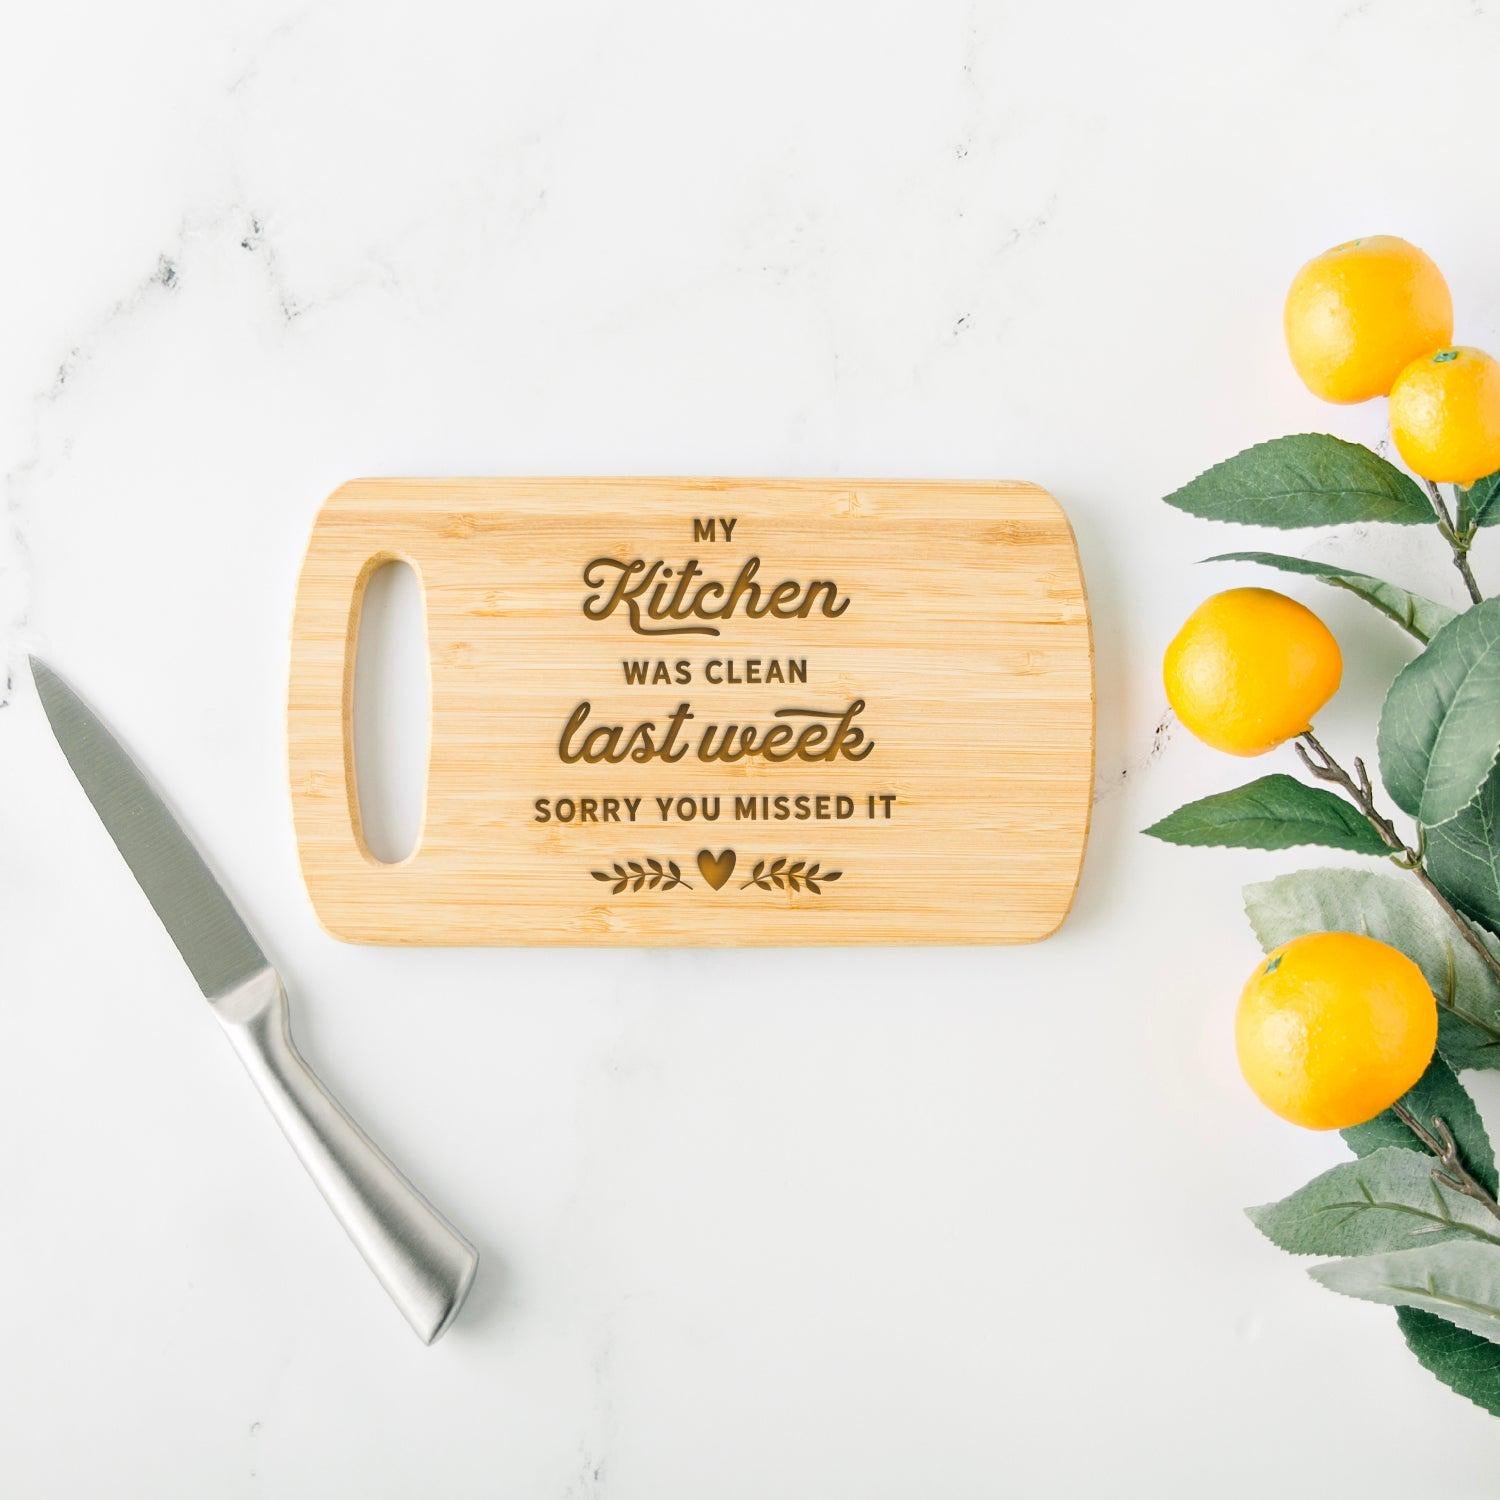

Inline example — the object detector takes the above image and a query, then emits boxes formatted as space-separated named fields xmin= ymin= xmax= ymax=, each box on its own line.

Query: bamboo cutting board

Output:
xmin=288 ymin=479 xmax=1093 ymax=946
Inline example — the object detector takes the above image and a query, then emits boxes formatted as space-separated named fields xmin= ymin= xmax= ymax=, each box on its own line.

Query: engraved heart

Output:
xmin=697 ymin=848 xmax=736 ymax=890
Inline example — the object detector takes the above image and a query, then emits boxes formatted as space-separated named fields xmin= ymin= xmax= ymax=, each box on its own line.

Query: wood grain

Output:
xmin=288 ymin=478 xmax=1094 ymax=945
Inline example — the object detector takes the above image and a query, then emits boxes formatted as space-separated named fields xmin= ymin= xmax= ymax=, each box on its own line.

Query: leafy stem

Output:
xmin=591 ymin=858 xmax=691 ymax=894
xmin=1424 ymin=478 xmax=1483 ymax=605
xmin=741 ymin=858 xmax=842 ymax=894
xmin=1392 ymin=1102 xmax=1500 ymax=1226
xmin=1456 ymin=482 xmax=1474 ymax=536
xmin=1296 ymin=732 xmax=1500 ymax=987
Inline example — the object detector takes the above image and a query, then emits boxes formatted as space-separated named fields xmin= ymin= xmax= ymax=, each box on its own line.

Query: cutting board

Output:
xmin=288 ymin=479 xmax=1093 ymax=946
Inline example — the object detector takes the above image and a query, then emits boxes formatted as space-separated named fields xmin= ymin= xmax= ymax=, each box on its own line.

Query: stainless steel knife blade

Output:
xmin=30 ymin=655 xmax=478 ymax=1342
xmin=30 ymin=657 xmax=267 ymax=998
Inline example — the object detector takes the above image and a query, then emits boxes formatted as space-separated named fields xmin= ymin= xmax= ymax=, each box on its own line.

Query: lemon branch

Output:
xmin=1424 ymin=478 xmax=1483 ymax=605
xmin=1391 ymin=1102 xmax=1500 ymax=1225
xmin=1296 ymin=732 xmax=1500 ymax=987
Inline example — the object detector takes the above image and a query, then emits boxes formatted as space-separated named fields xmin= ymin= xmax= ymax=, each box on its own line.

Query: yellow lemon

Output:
xmin=1284 ymin=236 xmax=1452 ymax=403
xmin=1389 ymin=346 xmax=1500 ymax=485
xmin=1236 ymin=933 xmax=1437 ymax=1130
xmin=1163 ymin=588 xmax=1341 ymax=756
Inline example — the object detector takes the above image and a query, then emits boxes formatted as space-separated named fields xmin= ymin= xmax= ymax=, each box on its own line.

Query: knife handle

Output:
xmin=215 ymin=970 xmax=478 ymax=1343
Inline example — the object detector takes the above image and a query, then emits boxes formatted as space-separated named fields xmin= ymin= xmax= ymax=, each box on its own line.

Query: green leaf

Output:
xmin=1378 ymin=598 xmax=1500 ymax=829
xmin=1311 ymin=1241 xmax=1500 ymax=1344
xmin=1396 ymin=1306 xmax=1500 ymax=1416
xmin=1243 ymin=867 xmax=1500 ymax=1072
xmin=1426 ymin=762 xmax=1500 ymax=938
xmin=1164 ymin=435 xmax=1434 ymax=528
xmin=1344 ymin=1052 xmax=1498 ymax=1195
xmin=1248 ymin=1147 xmax=1500 ymax=1256
xmin=1144 ymin=775 xmax=1390 ymax=855
xmin=1465 ymin=470 xmax=1500 ymax=530
xmin=1204 ymin=551 xmax=1456 ymax=645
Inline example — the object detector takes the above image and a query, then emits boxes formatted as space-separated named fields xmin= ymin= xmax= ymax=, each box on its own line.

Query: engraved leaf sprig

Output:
xmin=591 ymin=858 xmax=691 ymax=894
xmin=742 ymin=858 xmax=843 ymax=894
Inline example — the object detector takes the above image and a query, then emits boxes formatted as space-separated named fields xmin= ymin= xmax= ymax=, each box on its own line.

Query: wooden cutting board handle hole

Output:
xmin=348 ymin=554 xmax=431 ymax=865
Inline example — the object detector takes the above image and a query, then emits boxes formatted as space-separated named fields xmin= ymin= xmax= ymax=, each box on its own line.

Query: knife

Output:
xmin=31 ymin=657 xmax=478 ymax=1344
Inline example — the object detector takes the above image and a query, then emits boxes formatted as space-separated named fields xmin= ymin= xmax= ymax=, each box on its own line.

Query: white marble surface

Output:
xmin=5 ymin=2 xmax=1500 ymax=1494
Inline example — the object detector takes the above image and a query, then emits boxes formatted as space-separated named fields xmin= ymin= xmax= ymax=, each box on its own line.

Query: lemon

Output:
xmin=1389 ymin=346 xmax=1500 ymax=485
xmin=1164 ymin=589 xmax=1341 ymax=756
xmin=1285 ymin=236 xmax=1452 ymax=403
xmin=1237 ymin=933 xmax=1437 ymax=1130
